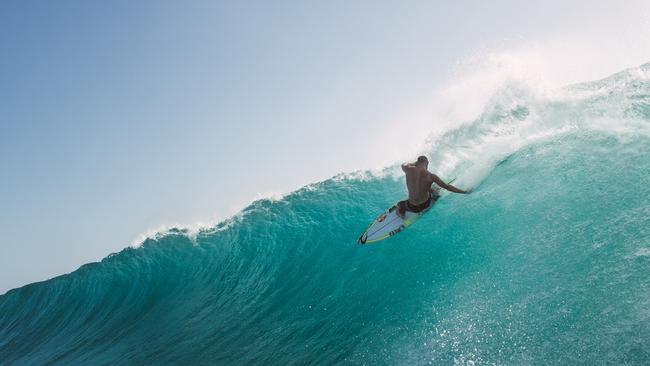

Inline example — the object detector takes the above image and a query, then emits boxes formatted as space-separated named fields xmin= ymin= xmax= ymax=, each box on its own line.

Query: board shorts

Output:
xmin=398 ymin=191 xmax=440 ymax=215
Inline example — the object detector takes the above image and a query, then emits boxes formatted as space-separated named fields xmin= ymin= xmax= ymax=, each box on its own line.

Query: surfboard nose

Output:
xmin=358 ymin=233 xmax=367 ymax=244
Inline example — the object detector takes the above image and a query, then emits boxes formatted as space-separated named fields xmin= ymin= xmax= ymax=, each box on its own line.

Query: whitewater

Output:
xmin=1 ymin=62 xmax=649 ymax=365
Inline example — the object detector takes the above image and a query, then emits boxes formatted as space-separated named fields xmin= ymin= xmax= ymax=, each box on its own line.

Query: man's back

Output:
xmin=403 ymin=165 xmax=434 ymax=205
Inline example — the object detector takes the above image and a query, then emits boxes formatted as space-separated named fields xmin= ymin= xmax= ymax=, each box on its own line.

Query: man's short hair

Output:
xmin=417 ymin=155 xmax=428 ymax=164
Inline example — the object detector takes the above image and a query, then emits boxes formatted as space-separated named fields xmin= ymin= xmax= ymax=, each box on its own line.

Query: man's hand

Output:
xmin=401 ymin=162 xmax=415 ymax=172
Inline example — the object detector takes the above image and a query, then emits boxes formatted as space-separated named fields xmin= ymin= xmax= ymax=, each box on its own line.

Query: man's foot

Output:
xmin=396 ymin=201 xmax=407 ymax=218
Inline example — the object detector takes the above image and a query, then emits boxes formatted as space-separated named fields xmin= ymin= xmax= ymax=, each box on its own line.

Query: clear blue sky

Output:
xmin=1 ymin=0 xmax=649 ymax=293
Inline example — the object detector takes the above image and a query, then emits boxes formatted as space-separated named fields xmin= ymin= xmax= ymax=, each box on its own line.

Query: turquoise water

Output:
xmin=1 ymin=64 xmax=649 ymax=365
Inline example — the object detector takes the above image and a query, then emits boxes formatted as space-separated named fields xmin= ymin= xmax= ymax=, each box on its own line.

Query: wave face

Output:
xmin=1 ymin=63 xmax=650 ymax=365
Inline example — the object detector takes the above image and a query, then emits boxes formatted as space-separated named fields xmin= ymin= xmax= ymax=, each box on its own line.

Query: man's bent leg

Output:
xmin=397 ymin=200 xmax=409 ymax=218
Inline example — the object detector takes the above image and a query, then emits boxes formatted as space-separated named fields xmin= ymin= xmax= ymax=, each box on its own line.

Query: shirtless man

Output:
xmin=397 ymin=155 xmax=471 ymax=216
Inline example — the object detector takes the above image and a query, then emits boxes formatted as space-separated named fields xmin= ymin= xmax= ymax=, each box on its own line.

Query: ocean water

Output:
xmin=1 ymin=64 xmax=649 ymax=365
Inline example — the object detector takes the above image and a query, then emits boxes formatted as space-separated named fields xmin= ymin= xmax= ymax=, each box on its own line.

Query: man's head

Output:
xmin=416 ymin=155 xmax=429 ymax=167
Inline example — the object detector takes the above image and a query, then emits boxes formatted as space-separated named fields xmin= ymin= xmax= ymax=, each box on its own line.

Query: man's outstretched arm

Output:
xmin=431 ymin=174 xmax=471 ymax=194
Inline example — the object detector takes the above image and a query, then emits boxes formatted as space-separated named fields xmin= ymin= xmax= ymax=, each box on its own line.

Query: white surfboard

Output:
xmin=357 ymin=193 xmax=437 ymax=245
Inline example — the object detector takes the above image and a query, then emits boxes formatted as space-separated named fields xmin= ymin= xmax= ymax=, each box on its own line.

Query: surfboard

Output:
xmin=357 ymin=193 xmax=438 ymax=245
xmin=357 ymin=179 xmax=456 ymax=245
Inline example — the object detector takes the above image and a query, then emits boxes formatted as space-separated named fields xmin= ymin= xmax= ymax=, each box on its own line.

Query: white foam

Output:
xmin=130 ymin=220 xmax=219 ymax=248
xmin=403 ymin=40 xmax=650 ymax=189
xmin=635 ymin=248 xmax=650 ymax=258
xmin=129 ymin=190 xmax=291 ymax=248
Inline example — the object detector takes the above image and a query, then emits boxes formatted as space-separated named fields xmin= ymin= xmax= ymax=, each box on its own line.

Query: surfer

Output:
xmin=357 ymin=155 xmax=473 ymax=244
xmin=397 ymin=155 xmax=471 ymax=217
